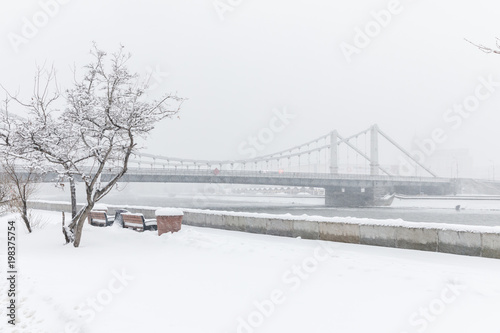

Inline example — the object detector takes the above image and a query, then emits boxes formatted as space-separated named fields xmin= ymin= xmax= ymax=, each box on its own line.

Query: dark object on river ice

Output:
xmin=455 ymin=205 xmax=461 ymax=211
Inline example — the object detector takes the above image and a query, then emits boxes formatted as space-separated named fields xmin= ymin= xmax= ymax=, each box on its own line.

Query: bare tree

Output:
xmin=0 ymin=69 xmax=83 ymax=221
xmin=65 ymin=45 xmax=184 ymax=247
xmin=1 ymin=158 xmax=40 ymax=233
xmin=0 ymin=44 xmax=185 ymax=247
xmin=0 ymin=170 xmax=13 ymax=211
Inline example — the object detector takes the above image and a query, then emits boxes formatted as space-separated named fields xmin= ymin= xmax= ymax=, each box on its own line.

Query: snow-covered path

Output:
xmin=1 ymin=210 xmax=500 ymax=333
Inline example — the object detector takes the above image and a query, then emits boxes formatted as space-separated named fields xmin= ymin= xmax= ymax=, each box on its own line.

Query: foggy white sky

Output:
xmin=1 ymin=0 xmax=500 ymax=172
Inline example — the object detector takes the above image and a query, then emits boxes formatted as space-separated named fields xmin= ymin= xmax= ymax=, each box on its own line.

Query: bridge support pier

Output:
xmin=325 ymin=186 xmax=375 ymax=207
xmin=324 ymin=185 xmax=393 ymax=207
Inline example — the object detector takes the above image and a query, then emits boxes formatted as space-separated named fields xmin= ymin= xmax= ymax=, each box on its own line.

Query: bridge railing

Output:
xmin=10 ymin=165 xmax=452 ymax=184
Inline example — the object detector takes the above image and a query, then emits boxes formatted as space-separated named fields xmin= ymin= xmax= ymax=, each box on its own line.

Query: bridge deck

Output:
xmin=102 ymin=168 xmax=452 ymax=188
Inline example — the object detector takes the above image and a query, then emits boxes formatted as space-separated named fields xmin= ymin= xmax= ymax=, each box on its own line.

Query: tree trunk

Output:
xmin=62 ymin=212 xmax=71 ymax=244
xmin=21 ymin=199 xmax=31 ymax=233
xmin=72 ymin=204 xmax=94 ymax=248
xmin=69 ymin=177 xmax=77 ymax=219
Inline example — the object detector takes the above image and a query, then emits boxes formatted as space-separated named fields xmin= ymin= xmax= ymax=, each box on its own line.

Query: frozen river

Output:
xmin=34 ymin=183 xmax=500 ymax=227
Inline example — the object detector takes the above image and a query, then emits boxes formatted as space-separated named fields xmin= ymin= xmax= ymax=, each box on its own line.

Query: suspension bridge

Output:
xmin=101 ymin=124 xmax=457 ymax=207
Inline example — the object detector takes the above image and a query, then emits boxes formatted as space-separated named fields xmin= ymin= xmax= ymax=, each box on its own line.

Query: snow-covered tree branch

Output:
xmin=465 ymin=38 xmax=500 ymax=55
xmin=0 ymin=45 xmax=185 ymax=247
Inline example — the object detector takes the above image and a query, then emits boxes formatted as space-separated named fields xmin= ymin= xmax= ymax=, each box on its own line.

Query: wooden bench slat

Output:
xmin=89 ymin=211 xmax=111 ymax=227
xmin=121 ymin=213 xmax=157 ymax=231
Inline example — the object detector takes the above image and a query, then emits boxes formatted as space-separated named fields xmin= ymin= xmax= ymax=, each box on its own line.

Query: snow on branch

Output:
xmin=465 ymin=38 xmax=500 ymax=55
xmin=0 ymin=44 xmax=186 ymax=247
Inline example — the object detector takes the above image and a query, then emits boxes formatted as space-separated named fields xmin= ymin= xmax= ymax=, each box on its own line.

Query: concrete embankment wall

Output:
xmin=28 ymin=200 xmax=500 ymax=259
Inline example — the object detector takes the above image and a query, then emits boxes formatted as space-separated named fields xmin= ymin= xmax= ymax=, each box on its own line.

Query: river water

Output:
xmin=34 ymin=183 xmax=500 ymax=227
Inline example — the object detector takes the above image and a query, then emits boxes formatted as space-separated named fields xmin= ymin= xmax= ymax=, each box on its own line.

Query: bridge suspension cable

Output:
xmin=132 ymin=124 xmax=437 ymax=178
xmin=377 ymin=127 xmax=436 ymax=177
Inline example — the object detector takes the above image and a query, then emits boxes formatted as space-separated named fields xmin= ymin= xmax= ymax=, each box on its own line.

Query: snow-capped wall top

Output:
xmin=155 ymin=208 xmax=184 ymax=216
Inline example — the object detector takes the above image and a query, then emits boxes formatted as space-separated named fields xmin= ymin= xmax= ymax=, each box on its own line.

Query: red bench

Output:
xmin=121 ymin=213 xmax=157 ymax=232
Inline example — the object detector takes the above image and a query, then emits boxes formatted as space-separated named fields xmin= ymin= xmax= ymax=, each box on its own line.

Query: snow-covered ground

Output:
xmin=1 ymin=210 xmax=500 ymax=333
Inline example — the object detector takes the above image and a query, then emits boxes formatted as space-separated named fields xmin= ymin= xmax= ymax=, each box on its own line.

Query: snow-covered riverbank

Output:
xmin=1 ymin=210 xmax=500 ymax=333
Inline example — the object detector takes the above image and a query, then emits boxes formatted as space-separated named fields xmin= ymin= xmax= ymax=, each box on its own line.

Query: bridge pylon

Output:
xmin=370 ymin=124 xmax=379 ymax=176
xmin=329 ymin=130 xmax=338 ymax=174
